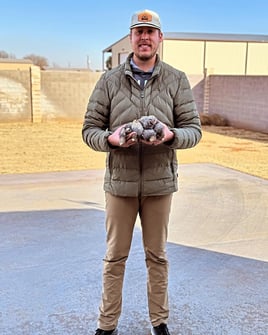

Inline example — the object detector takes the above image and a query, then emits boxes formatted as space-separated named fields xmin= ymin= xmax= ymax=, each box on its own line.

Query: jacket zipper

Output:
xmin=139 ymin=88 xmax=145 ymax=197
xmin=127 ymin=72 xmax=151 ymax=196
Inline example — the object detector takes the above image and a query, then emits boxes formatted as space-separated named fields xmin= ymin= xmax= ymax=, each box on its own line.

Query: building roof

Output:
xmin=163 ymin=32 xmax=268 ymax=43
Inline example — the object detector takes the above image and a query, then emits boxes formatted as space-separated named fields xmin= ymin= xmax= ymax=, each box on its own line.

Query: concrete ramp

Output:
xmin=169 ymin=163 xmax=268 ymax=261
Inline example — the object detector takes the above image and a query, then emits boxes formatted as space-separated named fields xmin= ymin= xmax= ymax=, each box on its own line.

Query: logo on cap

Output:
xmin=138 ymin=12 xmax=152 ymax=23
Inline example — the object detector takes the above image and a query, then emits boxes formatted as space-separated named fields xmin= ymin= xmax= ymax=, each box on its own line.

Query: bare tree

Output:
xmin=105 ymin=55 xmax=112 ymax=70
xmin=0 ymin=50 xmax=9 ymax=58
xmin=23 ymin=54 xmax=48 ymax=69
xmin=0 ymin=50 xmax=16 ymax=59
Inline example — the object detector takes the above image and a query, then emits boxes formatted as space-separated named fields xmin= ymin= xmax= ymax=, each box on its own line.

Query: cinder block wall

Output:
xmin=0 ymin=66 xmax=268 ymax=133
xmin=0 ymin=70 xmax=32 ymax=122
xmin=0 ymin=67 xmax=102 ymax=123
xmin=208 ymin=75 xmax=268 ymax=133
xmin=188 ymin=75 xmax=205 ymax=113
xmin=40 ymin=70 xmax=102 ymax=121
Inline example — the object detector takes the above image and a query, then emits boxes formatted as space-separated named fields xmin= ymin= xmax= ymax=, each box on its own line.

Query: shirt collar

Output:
xmin=130 ymin=58 xmax=154 ymax=74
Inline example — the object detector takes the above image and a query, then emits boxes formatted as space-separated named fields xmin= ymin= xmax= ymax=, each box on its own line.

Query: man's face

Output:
xmin=130 ymin=27 xmax=163 ymax=61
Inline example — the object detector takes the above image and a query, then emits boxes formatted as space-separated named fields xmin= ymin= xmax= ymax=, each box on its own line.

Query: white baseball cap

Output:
xmin=130 ymin=9 xmax=161 ymax=30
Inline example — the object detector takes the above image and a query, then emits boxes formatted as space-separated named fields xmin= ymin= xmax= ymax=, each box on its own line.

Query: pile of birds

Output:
xmin=119 ymin=115 xmax=164 ymax=146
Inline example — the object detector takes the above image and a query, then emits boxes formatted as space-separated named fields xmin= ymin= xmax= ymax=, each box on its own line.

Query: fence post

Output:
xmin=30 ymin=65 xmax=41 ymax=123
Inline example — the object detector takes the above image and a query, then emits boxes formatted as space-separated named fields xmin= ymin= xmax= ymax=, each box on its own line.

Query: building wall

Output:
xmin=107 ymin=35 xmax=268 ymax=77
xmin=247 ymin=43 xmax=268 ymax=74
xmin=205 ymin=41 xmax=247 ymax=75
xmin=162 ymin=40 xmax=204 ymax=75
xmin=162 ymin=40 xmax=268 ymax=76
xmin=111 ymin=37 xmax=131 ymax=68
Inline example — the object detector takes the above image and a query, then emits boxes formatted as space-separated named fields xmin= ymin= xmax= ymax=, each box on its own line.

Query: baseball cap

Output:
xmin=130 ymin=9 xmax=161 ymax=30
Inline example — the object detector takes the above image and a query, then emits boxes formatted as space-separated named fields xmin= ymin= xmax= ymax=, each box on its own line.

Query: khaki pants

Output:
xmin=98 ymin=192 xmax=173 ymax=330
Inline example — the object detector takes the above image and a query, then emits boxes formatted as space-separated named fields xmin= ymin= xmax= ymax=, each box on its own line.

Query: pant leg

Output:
xmin=139 ymin=194 xmax=173 ymax=327
xmin=98 ymin=193 xmax=139 ymax=330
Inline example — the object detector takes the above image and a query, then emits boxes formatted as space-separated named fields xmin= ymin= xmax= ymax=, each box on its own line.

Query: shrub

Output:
xmin=199 ymin=113 xmax=228 ymax=126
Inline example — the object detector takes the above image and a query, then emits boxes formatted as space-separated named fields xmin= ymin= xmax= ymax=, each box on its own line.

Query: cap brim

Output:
xmin=130 ymin=23 xmax=161 ymax=30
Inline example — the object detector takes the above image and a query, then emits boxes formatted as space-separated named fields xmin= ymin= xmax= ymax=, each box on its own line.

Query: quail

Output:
xmin=139 ymin=115 xmax=164 ymax=142
xmin=119 ymin=115 xmax=164 ymax=145
xmin=119 ymin=120 xmax=143 ymax=145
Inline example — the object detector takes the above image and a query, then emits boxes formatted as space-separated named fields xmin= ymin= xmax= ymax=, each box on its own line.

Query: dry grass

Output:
xmin=0 ymin=122 xmax=267 ymax=179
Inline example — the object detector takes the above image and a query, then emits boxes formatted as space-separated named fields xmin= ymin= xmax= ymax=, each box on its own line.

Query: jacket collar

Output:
xmin=125 ymin=52 xmax=161 ymax=77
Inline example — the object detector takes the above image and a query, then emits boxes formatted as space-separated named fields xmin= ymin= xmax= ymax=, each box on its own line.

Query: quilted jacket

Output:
xmin=82 ymin=53 xmax=202 ymax=197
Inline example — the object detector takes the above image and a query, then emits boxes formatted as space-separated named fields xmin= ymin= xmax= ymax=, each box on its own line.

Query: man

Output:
xmin=82 ymin=9 xmax=202 ymax=335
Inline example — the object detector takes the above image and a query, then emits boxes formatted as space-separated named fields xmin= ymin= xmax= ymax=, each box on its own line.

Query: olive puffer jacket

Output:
xmin=82 ymin=53 xmax=202 ymax=197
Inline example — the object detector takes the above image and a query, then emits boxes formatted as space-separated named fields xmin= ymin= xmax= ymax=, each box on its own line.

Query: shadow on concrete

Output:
xmin=0 ymin=208 xmax=267 ymax=335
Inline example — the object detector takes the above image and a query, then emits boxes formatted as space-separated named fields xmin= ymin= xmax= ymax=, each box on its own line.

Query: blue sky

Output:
xmin=1 ymin=0 xmax=268 ymax=70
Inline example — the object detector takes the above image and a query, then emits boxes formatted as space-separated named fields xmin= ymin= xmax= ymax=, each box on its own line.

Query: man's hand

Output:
xmin=161 ymin=122 xmax=175 ymax=142
xmin=108 ymin=124 xmax=138 ymax=147
xmin=141 ymin=122 xmax=174 ymax=146
xmin=108 ymin=120 xmax=174 ymax=147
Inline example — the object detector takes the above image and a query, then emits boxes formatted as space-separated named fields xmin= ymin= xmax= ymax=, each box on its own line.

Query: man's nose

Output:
xmin=141 ymin=31 xmax=149 ymax=39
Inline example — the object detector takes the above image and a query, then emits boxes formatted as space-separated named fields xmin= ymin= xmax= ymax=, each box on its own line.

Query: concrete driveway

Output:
xmin=0 ymin=163 xmax=267 ymax=335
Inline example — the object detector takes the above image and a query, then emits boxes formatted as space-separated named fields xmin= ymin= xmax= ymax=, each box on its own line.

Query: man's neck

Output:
xmin=132 ymin=55 xmax=156 ymax=72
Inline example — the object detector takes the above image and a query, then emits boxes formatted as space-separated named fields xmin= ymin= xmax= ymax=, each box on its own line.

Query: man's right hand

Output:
xmin=108 ymin=125 xmax=138 ymax=147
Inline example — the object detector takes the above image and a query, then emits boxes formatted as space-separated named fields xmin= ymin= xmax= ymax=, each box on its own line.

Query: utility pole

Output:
xmin=87 ymin=55 xmax=91 ymax=70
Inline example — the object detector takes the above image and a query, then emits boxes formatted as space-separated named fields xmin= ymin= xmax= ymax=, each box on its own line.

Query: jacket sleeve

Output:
xmin=82 ymin=74 xmax=113 ymax=152
xmin=168 ymin=72 xmax=202 ymax=149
